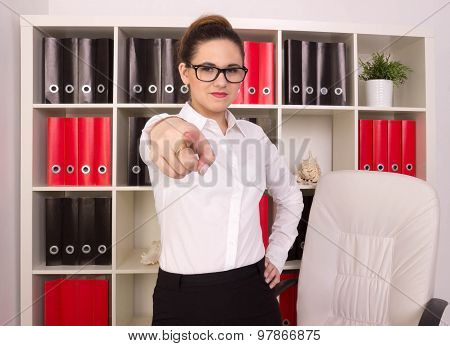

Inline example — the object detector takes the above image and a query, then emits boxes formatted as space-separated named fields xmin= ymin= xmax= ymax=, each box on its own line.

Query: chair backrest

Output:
xmin=297 ymin=170 xmax=440 ymax=325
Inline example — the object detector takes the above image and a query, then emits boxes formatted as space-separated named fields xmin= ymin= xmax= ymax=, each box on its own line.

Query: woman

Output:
xmin=139 ymin=14 xmax=303 ymax=326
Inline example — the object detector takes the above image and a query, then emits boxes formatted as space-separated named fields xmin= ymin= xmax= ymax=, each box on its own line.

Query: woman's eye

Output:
xmin=227 ymin=69 xmax=239 ymax=74
xmin=200 ymin=67 xmax=214 ymax=72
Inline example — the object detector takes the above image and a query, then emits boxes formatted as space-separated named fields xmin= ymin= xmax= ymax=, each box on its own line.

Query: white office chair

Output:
xmin=274 ymin=170 xmax=448 ymax=325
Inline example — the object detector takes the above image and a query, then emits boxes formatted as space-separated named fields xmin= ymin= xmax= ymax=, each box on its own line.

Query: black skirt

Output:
xmin=152 ymin=256 xmax=282 ymax=326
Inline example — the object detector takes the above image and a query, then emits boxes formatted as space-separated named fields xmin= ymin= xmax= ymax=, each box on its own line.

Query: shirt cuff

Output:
xmin=265 ymin=243 xmax=289 ymax=275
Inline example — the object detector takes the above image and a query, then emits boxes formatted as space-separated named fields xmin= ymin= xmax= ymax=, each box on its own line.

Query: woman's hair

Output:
xmin=177 ymin=14 xmax=245 ymax=66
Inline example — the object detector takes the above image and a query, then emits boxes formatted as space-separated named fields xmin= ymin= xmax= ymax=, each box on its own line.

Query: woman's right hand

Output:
xmin=147 ymin=116 xmax=216 ymax=179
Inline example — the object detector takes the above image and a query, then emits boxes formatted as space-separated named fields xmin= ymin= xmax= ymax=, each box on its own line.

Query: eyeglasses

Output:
xmin=185 ymin=62 xmax=248 ymax=83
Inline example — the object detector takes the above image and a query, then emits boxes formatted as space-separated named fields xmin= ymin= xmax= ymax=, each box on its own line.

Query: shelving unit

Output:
xmin=20 ymin=15 xmax=435 ymax=326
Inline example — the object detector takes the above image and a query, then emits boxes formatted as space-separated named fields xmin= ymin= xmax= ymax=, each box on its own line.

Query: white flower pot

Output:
xmin=366 ymin=79 xmax=393 ymax=107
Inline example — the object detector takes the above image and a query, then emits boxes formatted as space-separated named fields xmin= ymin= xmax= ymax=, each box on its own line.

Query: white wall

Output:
xmin=0 ymin=0 xmax=48 ymax=326
xmin=1 ymin=0 xmax=448 ymax=325
xmin=48 ymin=0 xmax=450 ymax=309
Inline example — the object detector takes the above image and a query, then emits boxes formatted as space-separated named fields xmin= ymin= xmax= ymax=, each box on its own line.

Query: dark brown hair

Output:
xmin=177 ymin=14 xmax=245 ymax=66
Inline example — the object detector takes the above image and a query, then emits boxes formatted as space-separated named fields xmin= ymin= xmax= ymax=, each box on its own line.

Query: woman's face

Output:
xmin=179 ymin=39 xmax=243 ymax=114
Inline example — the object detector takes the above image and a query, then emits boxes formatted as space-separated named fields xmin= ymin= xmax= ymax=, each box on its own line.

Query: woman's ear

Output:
xmin=178 ymin=62 xmax=190 ymax=86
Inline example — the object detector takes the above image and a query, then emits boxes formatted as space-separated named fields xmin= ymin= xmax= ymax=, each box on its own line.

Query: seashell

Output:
xmin=140 ymin=240 xmax=162 ymax=265
xmin=296 ymin=150 xmax=321 ymax=186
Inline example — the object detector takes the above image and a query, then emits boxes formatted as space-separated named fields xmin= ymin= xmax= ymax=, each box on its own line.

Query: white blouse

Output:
xmin=139 ymin=101 xmax=304 ymax=275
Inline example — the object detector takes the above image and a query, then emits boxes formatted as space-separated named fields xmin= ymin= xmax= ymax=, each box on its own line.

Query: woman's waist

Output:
xmin=157 ymin=255 xmax=265 ymax=288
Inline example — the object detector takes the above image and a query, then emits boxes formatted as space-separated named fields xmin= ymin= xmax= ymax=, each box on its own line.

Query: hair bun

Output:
xmin=192 ymin=14 xmax=232 ymax=30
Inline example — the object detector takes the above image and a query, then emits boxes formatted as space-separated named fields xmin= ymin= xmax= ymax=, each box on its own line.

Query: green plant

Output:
xmin=358 ymin=52 xmax=413 ymax=87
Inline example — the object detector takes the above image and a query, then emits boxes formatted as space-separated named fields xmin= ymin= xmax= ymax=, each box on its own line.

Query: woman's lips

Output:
xmin=211 ymin=92 xmax=228 ymax=98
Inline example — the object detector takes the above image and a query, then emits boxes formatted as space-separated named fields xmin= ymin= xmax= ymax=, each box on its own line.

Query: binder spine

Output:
xmin=93 ymin=117 xmax=111 ymax=186
xmin=316 ymin=42 xmax=332 ymax=105
xmin=301 ymin=41 xmax=317 ymax=105
xmin=94 ymin=38 xmax=113 ymax=103
xmin=373 ymin=119 xmax=388 ymax=172
xmin=78 ymin=197 xmax=96 ymax=265
xmin=78 ymin=117 xmax=95 ymax=186
xmin=331 ymin=42 xmax=347 ymax=105
xmin=359 ymin=119 xmax=373 ymax=171
xmin=61 ymin=38 xmax=79 ymax=103
xmin=258 ymin=42 xmax=275 ymax=104
xmin=45 ymin=197 xmax=63 ymax=266
xmin=145 ymin=38 xmax=162 ymax=103
xmin=243 ymin=41 xmax=259 ymax=104
xmin=43 ymin=37 xmax=63 ymax=104
xmin=47 ymin=117 xmax=65 ymax=186
xmin=161 ymin=38 xmax=177 ymax=104
xmin=283 ymin=39 xmax=302 ymax=105
xmin=95 ymin=197 xmax=112 ymax=265
xmin=62 ymin=197 xmax=79 ymax=265
xmin=78 ymin=38 xmax=95 ymax=103
xmin=64 ymin=117 xmax=78 ymax=185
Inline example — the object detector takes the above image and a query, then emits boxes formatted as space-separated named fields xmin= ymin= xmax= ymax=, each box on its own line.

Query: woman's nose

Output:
xmin=213 ymin=70 xmax=228 ymax=86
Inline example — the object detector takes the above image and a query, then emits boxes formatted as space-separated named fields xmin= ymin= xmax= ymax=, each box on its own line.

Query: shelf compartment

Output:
xmin=280 ymin=108 xmax=357 ymax=176
xmin=32 ymin=190 xmax=113 ymax=271
xmin=32 ymin=107 xmax=113 ymax=187
xmin=33 ymin=26 xmax=114 ymax=105
xmin=116 ymin=108 xmax=159 ymax=187
xmin=358 ymin=110 xmax=426 ymax=180
xmin=357 ymin=34 xmax=425 ymax=108
xmin=116 ymin=27 xmax=187 ymax=104
xmin=281 ymin=31 xmax=356 ymax=107
xmin=32 ymin=273 xmax=112 ymax=326
xmin=116 ymin=273 xmax=156 ymax=326
xmin=116 ymin=190 xmax=160 ymax=273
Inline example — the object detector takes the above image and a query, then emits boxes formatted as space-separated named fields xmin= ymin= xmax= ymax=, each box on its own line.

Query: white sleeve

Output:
xmin=139 ymin=113 xmax=183 ymax=166
xmin=262 ymin=130 xmax=304 ymax=274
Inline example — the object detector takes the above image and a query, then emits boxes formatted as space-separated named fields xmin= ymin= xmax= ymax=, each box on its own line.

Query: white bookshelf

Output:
xmin=20 ymin=15 xmax=435 ymax=326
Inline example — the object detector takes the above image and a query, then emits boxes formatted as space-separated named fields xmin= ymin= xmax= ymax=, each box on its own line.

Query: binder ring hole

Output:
xmin=165 ymin=84 xmax=174 ymax=93
xmin=363 ymin=164 xmax=371 ymax=171
xmin=180 ymin=84 xmax=189 ymax=94
xmin=49 ymin=245 xmax=59 ymax=255
xmin=49 ymin=84 xmax=59 ymax=93
xmin=320 ymin=87 xmax=328 ymax=95
xmin=82 ymin=245 xmax=91 ymax=254
xmin=66 ymin=165 xmax=74 ymax=174
xmin=98 ymin=165 xmax=107 ymax=174
xmin=98 ymin=245 xmax=107 ymax=254
xmin=132 ymin=165 xmax=141 ymax=174
xmin=262 ymin=87 xmax=271 ymax=95
xmin=406 ymin=163 xmax=413 ymax=171
xmin=282 ymin=319 xmax=290 ymax=326
xmin=377 ymin=163 xmax=384 ymax=171
xmin=133 ymin=84 xmax=143 ymax=93
xmin=52 ymin=164 xmax=61 ymax=174
xmin=335 ymin=87 xmax=343 ymax=96
xmin=81 ymin=165 xmax=90 ymax=174
xmin=148 ymin=84 xmax=157 ymax=94
xmin=300 ymin=241 xmax=305 ymax=249
xmin=392 ymin=164 xmax=399 ymax=172
xmin=65 ymin=245 xmax=74 ymax=255
xmin=292 ymin=85 xmax=300 ymax=94
xmin=248 ymin=87 xmax=256 ymax=95
xmin=82 ymin=84 xmax=92 ymax=94
xmin=65 ymin=84 xmax=74 ymax=94
xmin=306 ymin=86 xmax=314 ymax=95
xmin=97 ymin=84 xmax=105 ymax=93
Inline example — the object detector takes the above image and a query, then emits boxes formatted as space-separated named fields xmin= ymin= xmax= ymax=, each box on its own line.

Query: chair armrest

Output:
xmin=418 ymin=298 xmax=448 ymax=326
xmin=273 ymin=277 xmax=298 ymax=297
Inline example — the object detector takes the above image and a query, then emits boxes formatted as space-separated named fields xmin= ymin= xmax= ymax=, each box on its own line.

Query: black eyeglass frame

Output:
xmin=185 ymin=62 xmax=248 ymax=83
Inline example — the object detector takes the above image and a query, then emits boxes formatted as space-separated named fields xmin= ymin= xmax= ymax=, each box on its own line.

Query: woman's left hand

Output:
xmin=264 ymin=257 xmax=280 ymax=289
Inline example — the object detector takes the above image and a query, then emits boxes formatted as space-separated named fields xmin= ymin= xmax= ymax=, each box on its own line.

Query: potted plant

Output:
xmin=359 ymin=52 xmax=412 ymax=107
